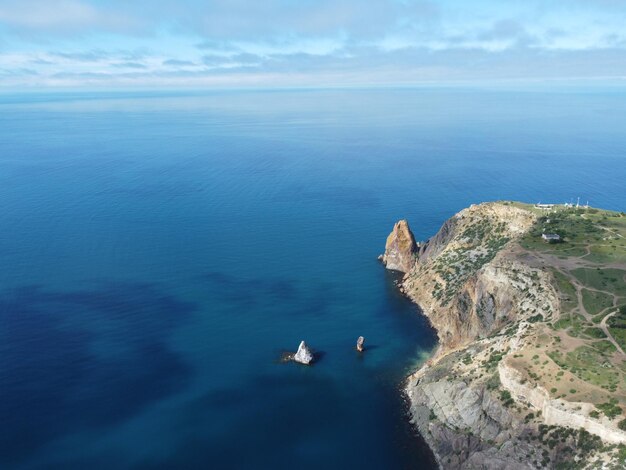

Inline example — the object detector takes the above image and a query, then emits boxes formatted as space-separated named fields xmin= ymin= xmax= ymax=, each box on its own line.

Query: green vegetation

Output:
xmin=571 ymin=268 xmax=626 ymax=297
xmin=393 ymin=202 xmax=626 ymax=469
xmin=553 ymin=312 xmax=589 ymax=337
xmin=430 ymin=216 xmax=511 ymax=305
xmin=500 ymin=390 xmax=514 ymax=407
xmin=591 ymin=339 xmax=617 ymax=355
xmin=586 ymin=244 xmax=626 ymax=264
xmin=619 ymin=444 xmax=626 ymax=467
xmin=582 ymin=289 xmax=614 ymax=315
xmin=483 ymin=350 xmax=507 ymax=370
xmin=534 ymin=425 xmax=611 ymax=469
xmin=550 ymin=269 xmax=578 ymax=312
xmin=596 ymin=399 xmax=622 ymax=419
xmin=547 ymin=346 xmax=620 ymax=390
xmin=421 ymin=203 xmax=626 ymax=463
xmin=514 ymin=206 xmax=626 ymax=407
xmin=607 ymin=306 xmax=626 ymax=351
xmin=573 ymin=428 xmax=605 ymax=462
xmin=581 ymin=327 xmax=606 ymax=339
xmin=485 ymin=372 xmax=501 ymax=391
xmin=448 ymin=204 xmax=626 ymax=466
xmin=520 ymin=208 xmax=603 ymax=252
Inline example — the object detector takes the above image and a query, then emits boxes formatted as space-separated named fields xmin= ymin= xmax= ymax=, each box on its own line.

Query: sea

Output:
xmin=1 ymin=88 xmax=625 ymax=469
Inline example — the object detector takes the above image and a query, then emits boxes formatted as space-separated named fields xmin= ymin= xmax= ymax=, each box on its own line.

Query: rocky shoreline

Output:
xmin=383 ymin=202 xmax=626 ymax=469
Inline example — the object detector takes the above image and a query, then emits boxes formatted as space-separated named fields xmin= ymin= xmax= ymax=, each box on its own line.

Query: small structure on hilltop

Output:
xmin=541 ymin=233 xmax=561 ymax=243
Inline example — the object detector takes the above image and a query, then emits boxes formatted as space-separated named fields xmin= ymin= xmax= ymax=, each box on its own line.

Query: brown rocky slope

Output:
xmin=383 ymin=202 xmax=626 ymax=469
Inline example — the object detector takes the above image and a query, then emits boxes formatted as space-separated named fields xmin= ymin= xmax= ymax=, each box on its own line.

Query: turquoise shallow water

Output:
xmin=1 ymin=88 xmax=625 ymax=469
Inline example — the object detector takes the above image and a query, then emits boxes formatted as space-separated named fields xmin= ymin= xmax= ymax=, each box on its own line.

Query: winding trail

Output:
xmin=600 ymin=310 xmax=626 ymax=357
xmin=516 ymin=238 xmax=626 ymax=357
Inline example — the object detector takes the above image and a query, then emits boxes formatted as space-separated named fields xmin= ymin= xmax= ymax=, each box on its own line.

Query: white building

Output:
xmin=542 ymin=233 xmax=561 ymax=242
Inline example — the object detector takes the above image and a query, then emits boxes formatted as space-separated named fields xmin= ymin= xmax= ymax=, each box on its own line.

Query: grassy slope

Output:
xmin=510 ymin=203 xmax=626 ymax=410
xmin=412 ymin=202 xmax=626 ymax=468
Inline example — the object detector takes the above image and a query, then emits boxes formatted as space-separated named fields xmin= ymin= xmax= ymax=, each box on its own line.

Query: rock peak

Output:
xmin=293 ymin=340 xmax=314 ymax=365
xmin=382 ymin=219 xmax=417 ymax=273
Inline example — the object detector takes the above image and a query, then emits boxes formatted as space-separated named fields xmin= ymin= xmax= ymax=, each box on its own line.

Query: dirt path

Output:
xmin=514 ymin=232 xmax=626 ymax=322
xmin=600 ymin=311 xmax=626 ymax=357
xmin=516 ymin=243 xmax=624 ymax=335
xmin=582 ymin=213 xmax=624 ymax=240
xmin=516 ymin=241 xmax=626 ymax=272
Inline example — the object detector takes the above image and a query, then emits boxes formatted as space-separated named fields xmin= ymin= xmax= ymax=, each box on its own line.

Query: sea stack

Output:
xmin=293 ymin=341 xmax=314 ymax=365
xmin=356 ymin=336 xmax=365 ymax=352
xmin=381 ymin=219 xmax=417 ymax=273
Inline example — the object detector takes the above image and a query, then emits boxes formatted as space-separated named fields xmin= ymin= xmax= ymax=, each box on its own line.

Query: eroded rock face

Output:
xmin=396 ymin=202 xmax=625 ymax=468
xmin=293 ymin=341 xmax=313 ymax=365
xmin=393 ymin=203 xmax=562 ymax=468
xmin=382 ymin=219 xmax=417 ymax=273
xmin=498 ymin=361 xmax=626 ymax=445
xmin=407 ymin=347 xmax=537 ymax=470
xmin=401 ymin=203 xmax=541 ymax=349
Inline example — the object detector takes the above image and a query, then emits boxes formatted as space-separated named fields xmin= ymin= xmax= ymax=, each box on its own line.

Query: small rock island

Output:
xmin=356 ymin=336 xmax=365 ymax=352
xmin=384 ymin=201 xmax=626 ymax=469
xmin=293 ymin=340 xmax=314 ymax=365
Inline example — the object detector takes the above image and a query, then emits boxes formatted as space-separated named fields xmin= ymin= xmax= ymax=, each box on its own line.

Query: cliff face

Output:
xmin=387 ymin=202 xmax=626 ymax=469
xmin=382 ymin=219 xmax=417 ymax=273
xmin=403 ymin=203 xmax=539 ymax=349
xmin=408 ymin=348 xmax=536 ymax=470
xmin=498 ymin=361 xmax=626 ymax=445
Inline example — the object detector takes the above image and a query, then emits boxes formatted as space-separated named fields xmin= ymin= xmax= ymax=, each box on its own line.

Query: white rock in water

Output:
xmin=356 ymin=336 xmax=365 ymax=352
xmin=293 ymin=340 xmax=313 ymax=365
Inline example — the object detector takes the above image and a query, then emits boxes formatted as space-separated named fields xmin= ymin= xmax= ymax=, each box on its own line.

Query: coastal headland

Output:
xmin=383 ymin=201 xmax=626 ymax=469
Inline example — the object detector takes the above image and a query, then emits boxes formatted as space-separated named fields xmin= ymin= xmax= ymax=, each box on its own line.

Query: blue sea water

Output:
xmin=1 ymin=88 xmax=625 ymax=469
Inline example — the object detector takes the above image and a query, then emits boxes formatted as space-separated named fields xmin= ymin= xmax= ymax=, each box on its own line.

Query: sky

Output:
xmin=1 ymin=0 xmax=626 ymax=89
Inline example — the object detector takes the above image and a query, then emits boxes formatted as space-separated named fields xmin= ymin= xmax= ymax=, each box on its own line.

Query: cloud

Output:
xmin=0 ymin=67 xmax=39 ymax=77
xmin=170 ymin=0 xmax=440 ymax=41
xmin=162 ymin=58 xmax=196 ymax=66
xmin=29 ymin=58 xmax=55 ymax=65
xmin=50 ymin=50 xmax=108 ymax=62
xmin=1 ymin=0 xmax=626 ymax=88
xmin=603 ymin=33 xmax=626 ymax=47
xmin=201 ymin=52 xmax=262 ymax=68
xmin=112 ymin=61 xmax=147 ymax=69
xmin=195 ymin=40 xmax=240 ymax=52
xmin=477 ymin=19 xmax=537 ymax=47
xmin=0 ymin=0 xmax=140 ymax=34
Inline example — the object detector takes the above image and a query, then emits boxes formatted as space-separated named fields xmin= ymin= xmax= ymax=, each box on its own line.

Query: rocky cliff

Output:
xmin=402 ymin=203 xmax=540 ymax=349
xmin=386 ymin=202 xmax=626 ymax=469
xmin=382 ymin=219 xmax=417 ymax=273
